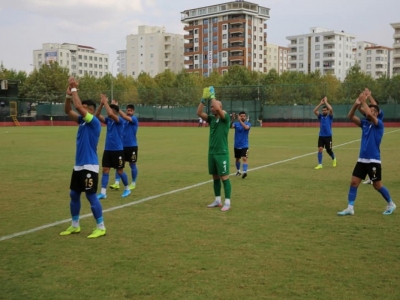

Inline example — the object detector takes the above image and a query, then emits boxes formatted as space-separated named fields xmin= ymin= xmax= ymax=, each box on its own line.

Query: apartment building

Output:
xmin=116 ymin=50 xmax=127 ymax=76
xmin=181 ymin=1 xmax=270 ymax=76
xmin=286 ymin=27 xmax=355 ymax=81
xmin=33 ymin=43 xmax=109 ymax=78
xmin=391 ymin=22 xmax=400 ymax=76
xmin=354 ymin=41 xmax=393 ymax=78
xmin=266 ymin=43 xmax=289 ymax=74
xmin=125 ymin=25 xmax=184 ymax=78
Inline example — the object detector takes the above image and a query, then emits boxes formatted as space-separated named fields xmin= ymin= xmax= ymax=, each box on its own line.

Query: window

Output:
xmin=315 ymin=36 xmax=320 ymax=42
xmin=299 ymin=46 xmax=304 ymax=52
xmin=299 ymin=54 xmax=304 ymax=60
xmin=204 ymin=37 xmax=208 ymax=43
xmin=204 ymin=19 xmax=209 ymax=25
xmin=367 ymin=57 xmax=371 ymax=62
xmin=212 ymin=17 xmax=217 ymax=23
xmin=299 ymin=38 xmax=304 ymax=44
xmin=84 ymin=55 xmax=87 ymax=60
xmin=315 ymin=61 xmax=320 ymax=67
xmin=203 ymin=28 xmax=208 ymax=33
xmin=315 ymin=53 xmax=320 ymax=58
xmin=222 ymin=52 xmax=227 ymax=58
xmin=299 ymin=63 xmax=304 ymax=68
xmin=315 ymin=45 xmax=320 ymax=50
xmin=89 ymin=56 xmax=93 ymax=61
xmin=194 ymin=29 xmax=198 ymax=34
xmin=222 ymin=24 xmax=227 ymax=30
xmin=366 ymin=64 xmax=371 ymax=69
xmin=222 ymin=43 xmax=227 ymax=48
xmin=259 ymin=54 xmax=262 ymax=59
xmin=367 ymin=50 xmax=371 ymax=55
xmin=203 ymin=46 xmax=208 ymax=51
xmin=222 ymin=61 xmax=227 ymax=66
xmin=222 ymin=34 xmax=227 ymax=39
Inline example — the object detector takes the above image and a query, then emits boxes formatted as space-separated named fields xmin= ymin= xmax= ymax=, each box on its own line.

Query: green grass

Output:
xmin=1 ymin=126 xmax=400 ymax=300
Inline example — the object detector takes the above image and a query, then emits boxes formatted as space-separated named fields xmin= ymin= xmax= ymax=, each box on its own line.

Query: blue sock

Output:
xmin=348 ymin=186 xmax=358 ymax=206
xmin=119 ymin=171 xmax=128 ymax=186
xmin=243 ymin=163 xmax=248 ymax=172
xmin=86 ymin=192 xmax=103 ymax=220
xmin=131 ymin=163 xmax=138 ymax=182
xmin=378 ymin=186 xmax=392 ymax=203
xmin=115 ymin=172 xmax=120 ymax=183
xmin=318 ymin=152 xmax=322 ymax=164
xmin=70 ymin=190 xmax=81 ymax=218
xmin=235 ymin=161 xmax=240 ymax=171
xmin=101 ymin=173 xmax=109 ymax=188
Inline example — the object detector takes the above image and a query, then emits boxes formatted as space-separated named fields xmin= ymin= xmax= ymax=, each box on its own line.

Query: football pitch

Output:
xmin=1 ymin=126 xmax=399 ymax=299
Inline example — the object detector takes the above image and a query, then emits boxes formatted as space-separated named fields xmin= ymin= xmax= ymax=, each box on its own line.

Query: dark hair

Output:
xmin=82 ymin=100 xmax=96 ymax=110
xmin=109 ymin=104 xmax=119 ymax=113
xmin=239 ymin=111 xmax=246 ymax=115
xmin=322 ymin=106 xmax=328 ymax=110
xmin=126 ymin=104 xmax=135 ymax=110
xmin=369 ymin=104 xmax=380 ymax=112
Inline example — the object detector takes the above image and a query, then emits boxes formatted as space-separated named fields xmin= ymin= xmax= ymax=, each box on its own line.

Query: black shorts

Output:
xmin=102 ymin=150 xmax=125 ymax=169
xmin=70 ymin=170 xmax=98 ymax=193
xmin=124 ymin=146 xmax=138 ymax=164
xmin=352 ymin=162 xmax=382 ymax=181
xmin=234 ymin=148 xmax=249 ymax=159
xmin=318 ymin=136 xmax=332 ymax=150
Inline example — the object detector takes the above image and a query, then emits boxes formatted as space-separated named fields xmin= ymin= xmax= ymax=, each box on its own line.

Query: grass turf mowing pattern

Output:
xmin=0 ymin=127 xmax=400 ymax=299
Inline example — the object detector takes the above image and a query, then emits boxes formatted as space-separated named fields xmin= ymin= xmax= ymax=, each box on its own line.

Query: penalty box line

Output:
xmin=1 ymin=130 xmax=398 ymax=242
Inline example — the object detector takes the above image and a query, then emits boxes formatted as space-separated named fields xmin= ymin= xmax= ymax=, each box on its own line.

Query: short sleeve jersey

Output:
xmin=207 ymin=112 xmax=230 ymax=155
xmin=104 ymin=116 xmax=124 ymax=151
xmin=123 ymin=116 xmax=139 ymax=147
xmin=318 ymin=114 xmax=333 ymax=137
xmin=232 ymin=121 xmax=251 ymax=148
xmin=358 ymin=118 xmax=384 ymax=163
xmin=75 ymin=114 xmax=101 ymax=169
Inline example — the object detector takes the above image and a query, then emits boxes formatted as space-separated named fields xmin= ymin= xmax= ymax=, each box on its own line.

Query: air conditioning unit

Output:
xmin=1 ymin=80 xmax=8 ymax=90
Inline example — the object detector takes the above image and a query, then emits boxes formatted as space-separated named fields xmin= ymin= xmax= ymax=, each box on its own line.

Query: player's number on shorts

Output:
xmin=131 ymin=152 xmax=137 ymax=161
xmin=85 ymin=178 xmax=93 ymax=189
xmin=223 ymin=161 xmax=227 ymax=173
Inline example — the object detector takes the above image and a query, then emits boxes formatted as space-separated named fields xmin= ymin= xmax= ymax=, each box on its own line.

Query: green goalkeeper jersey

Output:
xmin=207 ymin=112 xmax=230 ymax=155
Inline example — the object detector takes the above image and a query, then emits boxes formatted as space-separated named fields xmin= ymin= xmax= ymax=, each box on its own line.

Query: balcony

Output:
xmin=227 ymin=18 xmax=246 ymax=25
xmin=184 ymin=25 xmax=197 ymax=31
xmin=229 ymin=27 xmax=245 ymax=34
xmin=229 ymin=36 xmax=245 ymax=43
xmin=229 ymin=54 xmax=244 ymax=61
xmin=393 ymin=31 xmax=400 ymax=39
xmin=323 ymin=63 xmax=335 ymax=69
xmin=184 ymin=34 xmax=193 ymax=39
xmin=375 ymin=64 xmax=385 ymax=70
xmin=323 ymin=46 xmax=335 ymax=52
xmin=323 ymin=54 xmax=335 ymax=61
xmin=230 ymin=61 xmax=244 ymax=66
xmin=184 ymin=59 xmax=194 ymax=65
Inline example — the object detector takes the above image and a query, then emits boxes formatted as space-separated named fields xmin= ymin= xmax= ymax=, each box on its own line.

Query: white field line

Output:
xmin=1 ymin=129 xmax=399 ymax=242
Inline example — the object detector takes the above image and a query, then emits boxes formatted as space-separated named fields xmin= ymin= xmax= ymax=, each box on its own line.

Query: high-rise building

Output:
xmin=391 ymin=22 xmax=400 ymax=76
xmin=125 ymin=25 xmax=184 ymax=78
xmin=266 ymin=43 xmax=289 ymax=74
xmin=33 ymin=43 xmax=109 ymax=78
xmin=116 ymin=50 xmax=127 ymax=76
xmin=353 ymin=41 xmax=393 ymax=78
xmin=286 ymin=27 xmax=356 ymax=81
xmin=181 ymin=1 xmax=270 ymax=76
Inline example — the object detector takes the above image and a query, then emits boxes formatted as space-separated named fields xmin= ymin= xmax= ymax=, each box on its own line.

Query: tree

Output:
xmin=20 ymin=62 xmax=69 ymax=102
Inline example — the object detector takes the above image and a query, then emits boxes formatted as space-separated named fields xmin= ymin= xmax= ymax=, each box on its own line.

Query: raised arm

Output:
xmin=313 ymin=98 xmax=325 ymax=117
xmin=68 ymin=77 xmax=88 ymax=120
xmin=95 ymin=96 xmax=106 ymax=123
xmin=197 ymin=97 xmax=208 ymax=121
xmin=324 ymin=97 xmax=333 ymax=115
xmin=102 ymin=95 xmax=119 ymax=122
xmin=348 ymin=93 xmax=364 ymax=127
xmin=360 ymin=92 xmax=378 ymax=126
xmin=238 ymin=114 xmax=250 ymax=130
xmin=64 ymin=85 xmax=79 ymax=123
xmin=119 ymin=109 xmax=132 ymax=122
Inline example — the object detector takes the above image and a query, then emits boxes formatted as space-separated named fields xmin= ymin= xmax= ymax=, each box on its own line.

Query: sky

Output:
xmin=0 ymin=0 xmax=399 ymax=74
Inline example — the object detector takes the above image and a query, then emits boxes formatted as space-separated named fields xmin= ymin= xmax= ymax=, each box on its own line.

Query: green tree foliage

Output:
xmin=20 ymin=62 xmax=69 ymax=102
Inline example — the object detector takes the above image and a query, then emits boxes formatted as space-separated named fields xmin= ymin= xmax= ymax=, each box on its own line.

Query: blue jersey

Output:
xmin=75 ymin=114 xmax=101 ymax=172
xmin=232 ymin=121 xmax=251 ymax=148
xmin=104 ymin=116 xmax=124 ymax=151
xmin=358 ymin=119 xmax=384 ymax=163
xmin=318 ymin=114 xmax=333 ymax=137
xmin=123 ymin=116 xmax=139 ymax=147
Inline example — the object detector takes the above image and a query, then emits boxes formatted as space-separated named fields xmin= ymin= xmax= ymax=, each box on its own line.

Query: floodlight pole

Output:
xmin=111 ymin=58 xmax=120 ymax=100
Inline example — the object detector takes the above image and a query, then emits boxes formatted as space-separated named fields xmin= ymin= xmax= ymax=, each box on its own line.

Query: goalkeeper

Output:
xmin=196 ymin=87 xmax=232 ymax=212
